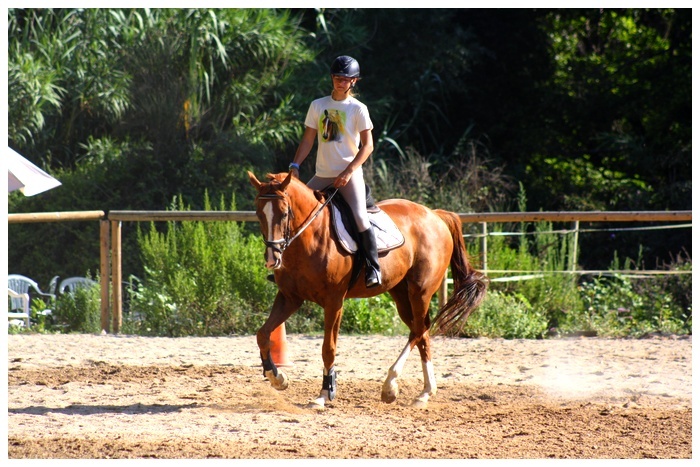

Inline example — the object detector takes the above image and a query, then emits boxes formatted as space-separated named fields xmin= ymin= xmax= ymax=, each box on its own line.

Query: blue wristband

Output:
xmin=289 ymin=162 xmax=300 ymax=171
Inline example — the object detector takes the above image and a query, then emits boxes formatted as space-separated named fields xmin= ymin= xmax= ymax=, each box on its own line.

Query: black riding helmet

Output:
xmin=330 ymin=55 xmax=360 ymax=78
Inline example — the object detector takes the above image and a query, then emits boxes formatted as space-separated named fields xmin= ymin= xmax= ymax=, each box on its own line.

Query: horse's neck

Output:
xmin=289 ymin=184 xmax=328 ymax=233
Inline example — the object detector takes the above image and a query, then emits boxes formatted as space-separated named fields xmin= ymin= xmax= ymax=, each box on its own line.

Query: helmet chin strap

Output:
xmin=334 ymin=81 xmax=354 ymax=98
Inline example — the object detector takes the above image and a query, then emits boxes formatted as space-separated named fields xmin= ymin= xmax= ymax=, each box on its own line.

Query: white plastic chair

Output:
xmin=58 ymin=277 xmax=97 ymax=294
xmin=7 ymin=274 xmax=55 ymax=328
xmin=7 ymin=288 xmax=30 ymax=328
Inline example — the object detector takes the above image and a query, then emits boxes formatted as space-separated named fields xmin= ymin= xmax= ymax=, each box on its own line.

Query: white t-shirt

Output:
xmin=304 ymin=95 xmax=374 ymax=177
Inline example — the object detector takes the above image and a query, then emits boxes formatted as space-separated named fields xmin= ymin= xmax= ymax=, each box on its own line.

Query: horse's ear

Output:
xmin=247 ymin=171 xmax=263 ymax=190
xmin=280 ymin=170 xmax=293 ymax=190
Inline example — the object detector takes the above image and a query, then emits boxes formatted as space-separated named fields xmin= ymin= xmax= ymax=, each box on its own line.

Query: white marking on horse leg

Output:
xmin=264 ymin=368 xmax=288 ymax=391
xmin=423 ymin=360 xmax=437 ymax=396
xmin=411 ymin=360 xmax=437 ymax=408
xmin=308 ymin=365 xmax=337 ymax=409
xmin=308 ymin=390 xmax=330 ymax=409
xmin=381 ymin=340 xmax=412 ymax=403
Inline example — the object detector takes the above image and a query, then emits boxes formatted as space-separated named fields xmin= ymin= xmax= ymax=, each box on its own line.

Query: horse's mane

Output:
xmin=265 ymin=172 xmax=326 ymax=203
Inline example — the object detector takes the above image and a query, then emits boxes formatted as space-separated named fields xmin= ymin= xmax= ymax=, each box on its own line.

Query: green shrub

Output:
xmin=460 ymin=203 xmax=691 ymax=338
xmin=275 ymin=293 xmax=406 ymax=336
xmin=461 ymin=290 xmax=548 ymax=339
xmin=632 ymin=251 xmax=692 ymax=334
xmin=52 ymin=282 xmax=102 ymax=333
xmin=127 ymin=193 xmax=276 ymax=336
xmin=121 ymin=186 xmax=691 ymax=340
xmin=283 ymin=301 xmax=325 ymax=335
xmin=341 ymin=295 xmax=405 ymax=335
xmin=561 ymin=267 xmax=691 ymax=338
xmin=478 ymin=220 xmax=582 ymax=334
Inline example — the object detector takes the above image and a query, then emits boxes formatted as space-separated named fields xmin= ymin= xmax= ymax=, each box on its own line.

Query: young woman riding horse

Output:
xmin=287 ymin=55 xmax=381 ymax=289
xmin=249 ymin=170 xmax=488 ymax=409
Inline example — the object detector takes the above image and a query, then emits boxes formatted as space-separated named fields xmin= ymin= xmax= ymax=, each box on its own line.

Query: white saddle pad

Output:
xmin=331 ymin=204 xmax=404 ymax=254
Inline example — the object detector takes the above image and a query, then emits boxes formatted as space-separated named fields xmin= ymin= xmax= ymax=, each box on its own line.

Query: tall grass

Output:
xmin=559 ymin=253 xmax=692 ymax=337
xmin=463 ymin=220 xmax=582 ymax=339
xmin=52 ymin=281 xmax=103 ymax=333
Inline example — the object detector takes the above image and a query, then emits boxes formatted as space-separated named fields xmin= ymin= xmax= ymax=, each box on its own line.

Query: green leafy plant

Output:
xmin=461 ymin=291 xmax=548 ymax=339
xmin=482 ymin=229 xmax=581 ymax=327
xmin=52 ymin=280 xmax=102 ymax=334
xmin=557 ymin=252 xmax=691 ymax=337
xmin=341 ymin=295 xmax=405 ymax=335
xmin=127 ymin=193 xmax=276 ymax=336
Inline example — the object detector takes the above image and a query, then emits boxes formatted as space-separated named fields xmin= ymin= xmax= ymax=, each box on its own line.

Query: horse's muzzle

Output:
xmin=265 ymin=248 xmax=283 ymax=270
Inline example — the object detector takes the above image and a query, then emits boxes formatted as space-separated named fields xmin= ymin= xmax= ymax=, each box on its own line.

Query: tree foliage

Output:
xmin=8 ymin=8 xmax=691 ymax=286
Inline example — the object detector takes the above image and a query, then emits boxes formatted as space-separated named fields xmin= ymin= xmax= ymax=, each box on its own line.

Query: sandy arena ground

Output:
xmin=6 ymin=332 xmax=692 ymax=459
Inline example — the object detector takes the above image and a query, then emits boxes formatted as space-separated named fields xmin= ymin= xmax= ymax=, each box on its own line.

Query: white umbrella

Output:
xmin=7 ymin=147 xmax=62 ymax=196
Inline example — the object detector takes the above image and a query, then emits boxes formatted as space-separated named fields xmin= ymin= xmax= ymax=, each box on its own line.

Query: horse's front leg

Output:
xmin=309 ymin=301 xmax=344 ymax=409
xmin=257 ymin=291 xmax=302 ymax=391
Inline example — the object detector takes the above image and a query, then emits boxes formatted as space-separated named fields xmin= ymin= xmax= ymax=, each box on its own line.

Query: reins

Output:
xmin=258 ymin=187 xmax=338 ymax=255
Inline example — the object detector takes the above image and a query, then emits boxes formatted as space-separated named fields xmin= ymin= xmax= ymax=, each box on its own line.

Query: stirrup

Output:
xmin=365 ymin=268 xmax=381 ymax=288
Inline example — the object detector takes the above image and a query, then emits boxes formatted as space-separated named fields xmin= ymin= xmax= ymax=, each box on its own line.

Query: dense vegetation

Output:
xmin=8 ymin=8 xmax=691 ymax=337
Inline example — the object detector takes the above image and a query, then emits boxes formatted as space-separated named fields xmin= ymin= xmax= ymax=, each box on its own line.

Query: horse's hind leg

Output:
xmin=413 ymin=330 xmax=437 ymax=408
xmin=410 ymin=286 xmax=439 ymax=408
xmin=381 ymin=331 xmax=436 ymax=408
xmin=381 ymin=337 xmax=413 ymax=403
xmin=381 ymin=284 xmax=419 ymax=403
xmin=382 ymin=284 xmax=437 ymax=407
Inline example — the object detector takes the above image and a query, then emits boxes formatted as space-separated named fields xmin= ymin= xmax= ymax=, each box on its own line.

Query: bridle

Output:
xmin=257 ymin=187 xmax=338 ymax=257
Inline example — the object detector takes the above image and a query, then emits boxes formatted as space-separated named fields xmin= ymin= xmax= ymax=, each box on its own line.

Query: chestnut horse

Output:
xmin=248 ymin=171 xmax=488 ymax=408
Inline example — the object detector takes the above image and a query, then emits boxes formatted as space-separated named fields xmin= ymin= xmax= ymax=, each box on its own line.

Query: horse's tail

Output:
xmin=431 ymin=209 xmax=489 ymax=336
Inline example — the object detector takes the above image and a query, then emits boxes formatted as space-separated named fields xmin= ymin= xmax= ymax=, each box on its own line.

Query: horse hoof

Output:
xmin=411 ymin=395 xmax=430 ymax=409
xmin=265 ymin=370 xmax=289 ymax=391
xmin=381 ymin=379 xmax=399 ymax=403
xmin=273 ymin=373 xmax=289 ymax=390
xmin=307 ymin=397 xmax=326 ymax=409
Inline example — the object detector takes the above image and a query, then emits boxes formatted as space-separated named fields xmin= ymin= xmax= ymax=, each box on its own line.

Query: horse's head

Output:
xmin=248 ymin=171 xmax=295 ymax=269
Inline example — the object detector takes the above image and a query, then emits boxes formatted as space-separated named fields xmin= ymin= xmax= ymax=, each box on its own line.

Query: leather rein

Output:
xmin=258 ymin=187 xmax=338 ymax=256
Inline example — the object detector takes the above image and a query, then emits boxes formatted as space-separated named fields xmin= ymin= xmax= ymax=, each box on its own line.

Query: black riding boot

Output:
xmin=359 ymin=228 xmax=382 ymax=288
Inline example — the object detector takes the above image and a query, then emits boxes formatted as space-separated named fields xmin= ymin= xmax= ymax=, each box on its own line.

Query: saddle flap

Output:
xmin=331 ymin=204 xmax=404 ymax=254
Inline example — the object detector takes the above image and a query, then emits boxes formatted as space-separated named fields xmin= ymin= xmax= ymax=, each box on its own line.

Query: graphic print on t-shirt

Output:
xmin=320 ymin=109 xmax=346 ymax=143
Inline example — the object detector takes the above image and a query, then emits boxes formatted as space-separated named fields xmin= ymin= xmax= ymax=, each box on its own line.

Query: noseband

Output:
xmin=258 ymin=187 xmax=338 ymax=256
xmin=258 ymin=193 xmax=294 ymax=256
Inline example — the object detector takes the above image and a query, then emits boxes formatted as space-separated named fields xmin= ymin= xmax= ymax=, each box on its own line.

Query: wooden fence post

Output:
xmin=111 ymin=220 xmax=122 ymax=334
xmin=100 ymin=220 xmax=111 ymax=333
xmin=481 ymin=222 xmax=488 ymax=274
xmin=570 ymin=220 xmax=579 ymax=271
